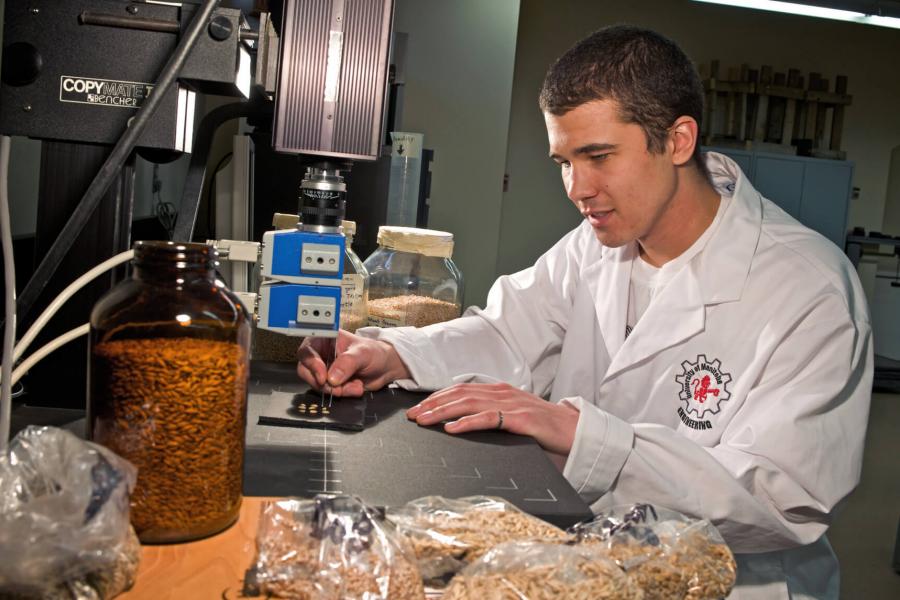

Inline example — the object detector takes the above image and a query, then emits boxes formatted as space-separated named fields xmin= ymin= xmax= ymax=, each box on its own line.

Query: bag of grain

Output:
xmin=387 ymin=496 xmax=569 ymax=583
xmin=253 ymin=495 xmax=425 ymax=600
xmin=570 ymin=503 xmax=737 ymax=600
xmin=442 ymin=541 xmax=643 ymax=600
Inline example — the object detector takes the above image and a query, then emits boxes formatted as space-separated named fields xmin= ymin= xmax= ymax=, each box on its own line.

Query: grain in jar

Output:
xmin=88 ymin=241 xmax=251 ymax=543
xmin=364 ymin=226 xmax=463 ymax=328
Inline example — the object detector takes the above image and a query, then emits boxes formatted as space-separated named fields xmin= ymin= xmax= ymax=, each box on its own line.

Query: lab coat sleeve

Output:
xmin=564 ymin=295 xmax=872 ymax=553
xmin=357 ymin=224 xmax=595 ymax=395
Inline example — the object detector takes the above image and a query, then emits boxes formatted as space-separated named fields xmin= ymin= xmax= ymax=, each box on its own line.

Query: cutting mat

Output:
xmin=244 ymin=362 xmax=593 ymax=528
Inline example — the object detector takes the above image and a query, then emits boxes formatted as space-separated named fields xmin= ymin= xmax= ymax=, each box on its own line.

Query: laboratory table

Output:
xmin=10 ymin=361 xmax=592 ymax=598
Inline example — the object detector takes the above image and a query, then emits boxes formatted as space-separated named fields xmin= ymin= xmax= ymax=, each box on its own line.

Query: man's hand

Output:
xmin=406 ymin=383 xmax=580 ymax=456
xmin=297 ymin=330 xmax=411 ymax=397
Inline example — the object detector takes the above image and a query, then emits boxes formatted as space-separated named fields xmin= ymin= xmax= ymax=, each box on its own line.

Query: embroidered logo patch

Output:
xmin=675 ymin=355 xmax=732 ymax=423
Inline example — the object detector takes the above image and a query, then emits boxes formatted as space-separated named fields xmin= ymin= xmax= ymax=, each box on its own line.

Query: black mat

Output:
xmin=259 ymin=390 xmax=367 ymax=431
xmin=244 ymin=362 xmax=593 ymax=528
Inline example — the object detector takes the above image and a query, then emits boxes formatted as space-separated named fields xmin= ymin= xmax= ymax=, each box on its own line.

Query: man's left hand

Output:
xmin=406 ymin=383 xmax=580 ymax=456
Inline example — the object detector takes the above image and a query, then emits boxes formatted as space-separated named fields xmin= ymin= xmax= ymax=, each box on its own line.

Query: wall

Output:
xmin=498 ymin=0 xmax=900 ymax=276
xmin=393 ymin=0 xmax=520 ymax=308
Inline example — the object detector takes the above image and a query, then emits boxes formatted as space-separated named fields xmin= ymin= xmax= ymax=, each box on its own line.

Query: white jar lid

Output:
xmin=341 ymin=220 xmax=357 ymax=236
xmin=376 ymin=226 xmax=454 ymax=258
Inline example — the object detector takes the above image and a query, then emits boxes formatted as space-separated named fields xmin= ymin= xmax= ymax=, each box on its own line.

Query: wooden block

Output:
xmin=753 ymin=95 xmax=770 ymax=141
xmin=758 ymin=84 xmax=806 ymax=100
xmin=805 ymin=90 xmax=852 ymax=105
xmin=815 ymin=103 xmax=828 ymax=149
xmin=787 ymin=68 xmax=802 ymax=88
xmin=738 ymin=90 xmax=748 ymax=140
xmin=767 ymin=97 xmax=786 ymax=142
xmin=804 ymin=98 xmax=819 ymax=140
xmin=726 ymin=90 xmax=737 ymax=137
xmin=760 ymin=65 xmax=774 ymax=85
xmin=831 ymin=105 xmax=845 ymax=151
xmin=782 ymin=98 xmax=797 ymax=145
xmin=835 ymin=75 xmax=848 ymax=94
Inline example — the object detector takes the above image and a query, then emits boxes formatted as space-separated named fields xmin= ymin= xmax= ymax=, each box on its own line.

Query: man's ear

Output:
xmin=668 ymin=116 xmax=699 ymax=167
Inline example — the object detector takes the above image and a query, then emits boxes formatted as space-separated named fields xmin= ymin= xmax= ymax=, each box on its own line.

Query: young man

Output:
xmin=298 ymin=26 xmax=872 ymax=599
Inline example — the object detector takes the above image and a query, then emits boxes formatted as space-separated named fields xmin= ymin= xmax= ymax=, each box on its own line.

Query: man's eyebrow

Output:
xmin=574 ymin=142 xmax=617 ymax=155
xmin=548 ymin=142 xmax=617 ymax=159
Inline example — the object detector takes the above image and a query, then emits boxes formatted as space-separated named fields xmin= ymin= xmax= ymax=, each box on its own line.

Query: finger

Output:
xmin=326 ymin=345 xmax=371 ymax=386
xmin=406 ymin=386 xmax=467 ymax=418
xmin=414 ymin=396 xmax=491 ymax=426
xmin=444 ymin=411 xmax=503 ymax=434
xmin=330 ymin=378 xmax=365 ymax=398
xmin=297 ymin=345 xmax=327 ymax=386
xmin=296 ymin=363 xmax=322 ymax=389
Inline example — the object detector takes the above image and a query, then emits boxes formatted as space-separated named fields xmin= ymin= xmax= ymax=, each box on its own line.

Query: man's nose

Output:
xmin=565 ymin=165 xmax=597 ymax=204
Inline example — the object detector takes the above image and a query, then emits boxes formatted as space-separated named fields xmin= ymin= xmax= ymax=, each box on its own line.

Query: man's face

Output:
xmin=545 ymin=99 xmax=678 ymax=248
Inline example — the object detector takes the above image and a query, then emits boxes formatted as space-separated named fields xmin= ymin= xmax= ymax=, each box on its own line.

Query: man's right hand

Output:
xmin=296 ymin=330 xmax=411 ymax=397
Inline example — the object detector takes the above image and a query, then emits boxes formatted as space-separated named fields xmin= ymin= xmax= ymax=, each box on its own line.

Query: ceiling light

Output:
xmin=693 ymin=0 xmax=900 ymax=29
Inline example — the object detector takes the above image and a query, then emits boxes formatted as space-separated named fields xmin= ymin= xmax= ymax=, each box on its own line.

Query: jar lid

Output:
xmin=376 ymin=226 xmax=454 ymax=258
xmin=341 ymin=220 xmax=357 ymax=236
xmin=272 ymin=212 xmax=300 ymax=230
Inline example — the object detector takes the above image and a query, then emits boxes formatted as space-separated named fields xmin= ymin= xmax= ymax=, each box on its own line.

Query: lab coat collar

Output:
xmin=698 ymin=152 xmax=762 ymax=305
xmin=588 ymin=152 xmax=762 ymax=378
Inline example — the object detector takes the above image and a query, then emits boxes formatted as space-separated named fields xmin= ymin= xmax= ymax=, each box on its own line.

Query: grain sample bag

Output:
xmin=570 ymin=503 xmax=737 ymax=600
xmin=0 ymin=426 xmax=140 ymax=599
xmin=441 ymin=541 xmax=643 ymax=600
xmin=387 ymin=496 xmax=569 ymax=582
xmin=253 ymin=495 xmax=425 ymax=599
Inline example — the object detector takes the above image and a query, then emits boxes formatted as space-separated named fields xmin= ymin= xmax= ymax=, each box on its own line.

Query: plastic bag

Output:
xmin=570 ymin=503 xmax=737 ymax=600
xmin=442 ymin=541 xmax=643 ymax=600
xmin=253 ymin=495 xmax=425 ymax=599
xmin=387 ymin=496 xmax=570 ymax=582
xmin=0 ymin=426 xmax=140 ymax=599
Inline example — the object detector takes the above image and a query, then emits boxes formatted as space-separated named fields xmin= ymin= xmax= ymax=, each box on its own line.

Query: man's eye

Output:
xmin=590 ymin=154 xmax=609 ymax=162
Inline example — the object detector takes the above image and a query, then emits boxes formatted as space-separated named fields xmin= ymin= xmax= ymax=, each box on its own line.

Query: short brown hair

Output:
xmin=539 ymin=25 xmax=705 ymax=167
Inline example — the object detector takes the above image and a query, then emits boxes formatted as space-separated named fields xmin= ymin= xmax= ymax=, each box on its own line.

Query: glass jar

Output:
xmin=340 ymin=220 xmax=369 ymax=333
xmin=364 ymin=226 xmax=463 ymax=328
xmin=88 ymin=241 xmax=251 ymax=543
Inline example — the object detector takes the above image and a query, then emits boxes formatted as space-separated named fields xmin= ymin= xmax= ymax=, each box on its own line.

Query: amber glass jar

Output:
xmin=88 ymin=241 xmax=251 ymax=543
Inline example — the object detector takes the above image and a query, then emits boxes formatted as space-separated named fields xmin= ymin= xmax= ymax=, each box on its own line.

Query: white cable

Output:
xmin=0 ymin=135 xmax=14 ymax=452
xmin=9 ymin=324 xmax=89 ymax=388
xmin=13 ymin=249 xmax=134 ymax=363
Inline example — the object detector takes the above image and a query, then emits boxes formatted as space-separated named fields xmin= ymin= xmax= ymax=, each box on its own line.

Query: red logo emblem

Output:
xmin=676 ymin=355 xmax=732 ymax=419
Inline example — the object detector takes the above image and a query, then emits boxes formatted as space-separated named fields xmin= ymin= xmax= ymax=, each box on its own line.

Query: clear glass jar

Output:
xmin=88 ymin=241 xmax=251 ymax=543
xmin=363 ymin=226 xmax=463 ymax=328
xmin=339 ymin=220 xmax=369 ymax=333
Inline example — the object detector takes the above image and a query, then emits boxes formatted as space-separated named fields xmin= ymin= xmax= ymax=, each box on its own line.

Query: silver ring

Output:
xmin=496 ymin=410 xmax=504 ymax=430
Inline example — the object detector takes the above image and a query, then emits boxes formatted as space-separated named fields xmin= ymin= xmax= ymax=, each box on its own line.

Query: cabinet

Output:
xmin=707 ymin=148 xmax=854 ymax=248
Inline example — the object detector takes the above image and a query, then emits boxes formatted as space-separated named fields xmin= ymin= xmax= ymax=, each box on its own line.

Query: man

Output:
xmin=298 ymin=25 xmax=872 ymax=599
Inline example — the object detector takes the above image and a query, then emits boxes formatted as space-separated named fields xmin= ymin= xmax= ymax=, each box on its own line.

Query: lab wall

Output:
xmin=392 ymin=0 xmax=521 ymax=309
xmin=497 ymin=0 xmax=900 ymax=279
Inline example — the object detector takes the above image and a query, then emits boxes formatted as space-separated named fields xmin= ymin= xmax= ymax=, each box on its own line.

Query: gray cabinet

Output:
xmin=706 ymin=147 xmax=853 ymax=249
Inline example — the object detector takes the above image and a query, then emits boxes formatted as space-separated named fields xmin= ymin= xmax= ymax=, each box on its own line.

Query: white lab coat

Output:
xmin=360 ymin=152 xmax=873 ymax=599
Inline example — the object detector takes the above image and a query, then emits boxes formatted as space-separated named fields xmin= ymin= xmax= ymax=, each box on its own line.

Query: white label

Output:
xmin=59 ymin=75 xmax=153 ymax=109
xmin=341 ymin=273 xmax=365 ymax=312
xmin=367 ymin=314 xmax=405 ymax=328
